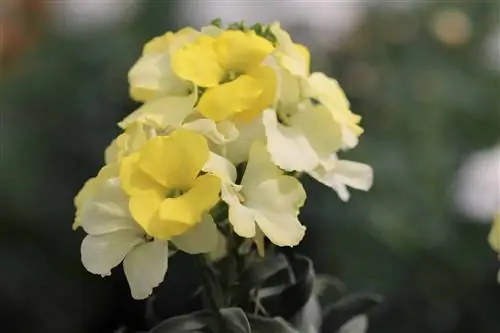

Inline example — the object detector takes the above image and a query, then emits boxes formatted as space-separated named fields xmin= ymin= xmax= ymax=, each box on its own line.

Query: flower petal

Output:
xmin=241 ymin=141 xmax=282 ymax=191
xmin=197 ymin=74 xmax=264 ymax=122
xmin=290 ymin=105 xmax=343 ymax=159
xmin=81 ymin=231 xmax=143 ymax=276
xmin=123 ymin=240 xmax=169 ymax=299
xmin=214 ymin=30 xmax=274 ymax=73
xmin=202 ymin=152 xmax=238 ymax=184
xmin=489 ymin=215 xmax=500 ymax=252
xmin=120 ymin=152 xmax=164 ymax=197
xmin=152 ymin=174 xmax=221 ymax=238
xmin=246 ymin=176 xmax=306 ymax=214
xmin=119 ymin=91 xmax=197 ymax=130
xmin=171 ymin=35 xmax=224 ymax=87
xmin=128 ymin=54 xmax=192 ymax=102
xmin=309 ymin=158 xmax=373 ymax=202
xmin=74 ymin=164 xmax=119 ymax=230
xmin=183 ymin=118 xmax=238 ymax=145
xmin=254 ymin=212 xmax=305 ymax=247
xmin=129 ymin=188 xmax=164 ymax=235
xmin=245 ymin=176 xmax=306 ymax=247
xmin=171 ymin=215 xmax=219 ymax=254
xmin=224 ymin=115 xmax=266 ymax=165
xmin=233 ymin=66 xmax=278 ymax=123
xmin=138 ymin=129 xmax=209 ymax=189
xmin=79 ymin=178 xmax=142 ymax=235
xmin=221 ymin=183 xmax=256 ymax=238
xmin=262 ymin=109 xmax=319 ymax=172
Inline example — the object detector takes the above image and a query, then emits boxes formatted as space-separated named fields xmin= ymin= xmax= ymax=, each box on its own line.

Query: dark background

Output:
xmin=1 ymin=1 xmax=499 ymax=332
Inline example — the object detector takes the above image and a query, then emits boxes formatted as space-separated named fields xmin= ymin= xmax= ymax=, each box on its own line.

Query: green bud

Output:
xmin=211 ymin=18 xmax=222 ymax=28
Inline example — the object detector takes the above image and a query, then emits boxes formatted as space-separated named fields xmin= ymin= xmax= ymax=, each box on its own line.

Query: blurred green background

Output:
xmin=1 ymin=1 xmax=499 ymax=332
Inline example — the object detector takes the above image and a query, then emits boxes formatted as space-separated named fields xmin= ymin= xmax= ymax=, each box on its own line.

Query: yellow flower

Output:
xmin=119 ymin=129 xmax=221 ymax=239
xmin=171 ymin=30 xmax=277 ymax=122
xmin=128 ymin=28 xmax=199 ymax=102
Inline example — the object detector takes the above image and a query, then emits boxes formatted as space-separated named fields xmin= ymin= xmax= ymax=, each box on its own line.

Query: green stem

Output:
xmin=195 ymin=255 xmax=226 ymax=333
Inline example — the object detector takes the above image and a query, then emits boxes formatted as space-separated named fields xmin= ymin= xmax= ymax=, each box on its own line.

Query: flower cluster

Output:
xmin=73 ymin=21 xmax=373 ymax=299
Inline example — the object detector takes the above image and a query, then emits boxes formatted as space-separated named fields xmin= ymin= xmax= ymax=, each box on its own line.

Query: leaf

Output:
xmin=338 ymin=315 xmax=368 ymax=333
xmin=220 ymin=308 xmax=251 ymax=333
xmin=320 ymin=293 xmax=382 ymax=333
xmin=148 ymin=308 xmax=251 ymax=333
xmin=260 ymin=255 xmax=316 ymax=320
xmin=247 ymin=315 xmax=300 ymax=333
xmin=148 ymin=311 xmax=209 ymax=333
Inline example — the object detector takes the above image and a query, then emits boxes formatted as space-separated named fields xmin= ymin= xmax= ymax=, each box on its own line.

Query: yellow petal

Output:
xmin=171 ymin=35 xmax=224 ymax=87
xmin=138 ymin=129 xmax=209 ymax=190
xmin=151 ymin=174 xmax=221 ymax=238
xmin=128 ymin=188 xmax=164 ymax=234
xmin=120 ymin=152 xmax=164 ymax=197
xmin=489 ymin=215 xmax=500 ymax=252
xmin=233 ymin=66 xmax=277 ymax=122
xmin=143 ymin=32 xmax=175 ymax=54
xmin=214 ymin=30 xmax=274 ymax=73
xmin=197 ymin=75 xmax=264 ymax=122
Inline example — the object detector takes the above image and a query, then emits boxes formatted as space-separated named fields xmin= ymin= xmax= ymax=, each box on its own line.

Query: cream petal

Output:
xmin=309 ymin=158 xmax=373 ymax=202
xmin=262 ymin=109 xmax=318 ymax=172
xmin=81 ymin=231 xmax=144 ymax=276
xmin=119 ymin=91 xmax=196 ymax=130
xmin=254 ymin=211 xmax=305 ymax=247
xmin=183 ymin=119 xmax=238 ymax=145
xmin=240 ymin=141 xmax=282 ymax=191
xmin=245 ymin=176 xmax=306 ymax=247
xmin=202 ymin=152 xmax=238 ymax=184
xmin=221 ymin=184 xmax=256 ymax=238
xmin=79 ymin=178 xmax=142 ymax=235
xmin=123 ymin=239 xmax=169 ymax=299
xmin=171 ymin=215 xmax=219 ymax=254
xmin=290 ymin=105 xmax=343 ymax=160
xmin=128 ymin=53 xmax=191 ymax=102
xmin=224 ymin=115 xmax=266 ymax=165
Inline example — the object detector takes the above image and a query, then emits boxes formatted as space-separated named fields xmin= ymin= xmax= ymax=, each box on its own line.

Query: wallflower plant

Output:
xmin=73 ymin=19 xmax=377 ymax=333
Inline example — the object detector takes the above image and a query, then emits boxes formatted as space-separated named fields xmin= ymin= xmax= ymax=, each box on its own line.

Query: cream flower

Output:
xmin=78 ymin=175 xmax=219 ymax=299
xmin=308 ymin=155 xmax=373 ymax=202
xmin=270 ymin=22 xmax=310 ymax=78
xmin=204 ymin=141 xmax=306 ymax=247
xmin=128 ymin=27 xmax=199 ymax=102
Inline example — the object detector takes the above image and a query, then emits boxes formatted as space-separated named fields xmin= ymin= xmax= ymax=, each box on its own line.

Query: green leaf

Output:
xmin=247 ymin=315 xmax=300 ymax=333
xmin=148 ymin=311 xmax=209 ymax=333
xmin=259 ymin=255 xmax=316 ymax=320
xmin=220 ymin=308 xmax=251 ymax=333
xmin=320 ymin=293 xmax=382 ymax=333
xmin=148 ymin=308 xmax=251 ymax=333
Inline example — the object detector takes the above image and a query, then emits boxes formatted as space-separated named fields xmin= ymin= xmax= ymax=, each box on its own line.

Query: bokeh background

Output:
xmin=1 ymin=1 xmax=499 ymax=332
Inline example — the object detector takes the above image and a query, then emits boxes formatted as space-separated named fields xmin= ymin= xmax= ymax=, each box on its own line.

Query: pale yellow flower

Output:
xmin=128 ymin=28 xmax=199 ymax=102
xmin=204 ymin=141 xmax=306 ymax=247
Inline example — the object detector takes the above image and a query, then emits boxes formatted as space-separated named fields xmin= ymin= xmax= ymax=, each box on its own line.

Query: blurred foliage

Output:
xmin=0 ymin=1 xmax=499 ymax=333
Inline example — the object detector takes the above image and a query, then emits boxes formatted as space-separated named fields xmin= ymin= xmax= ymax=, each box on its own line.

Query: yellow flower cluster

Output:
xmin=73 ymin=21 xmax=373 ymax=299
